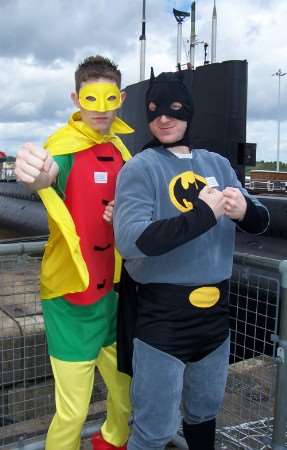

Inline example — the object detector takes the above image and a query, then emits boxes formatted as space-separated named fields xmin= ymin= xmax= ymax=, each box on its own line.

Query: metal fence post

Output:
xmin=272 ymin=260 xmax=287 ymax=450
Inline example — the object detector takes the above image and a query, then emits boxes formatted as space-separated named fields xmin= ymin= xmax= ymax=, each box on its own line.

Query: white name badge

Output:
xmin=206 ymin=176 xmax=219 ymax=188
xmin=94 ymin=171 xmax=108 ymax=184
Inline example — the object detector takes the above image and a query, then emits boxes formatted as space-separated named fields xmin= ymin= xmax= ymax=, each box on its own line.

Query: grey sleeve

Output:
xmin=114 ymin=161 xmax=156 ymax=259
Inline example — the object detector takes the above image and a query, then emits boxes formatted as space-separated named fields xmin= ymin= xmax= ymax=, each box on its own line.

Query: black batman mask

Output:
xmin=144 ymin=70 xmax=194 ymax=149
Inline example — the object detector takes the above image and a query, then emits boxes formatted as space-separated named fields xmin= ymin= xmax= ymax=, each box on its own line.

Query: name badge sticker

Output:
xmin=94 ymin=172 xmax=108 ymax=184
xmin=206 ymin=176 xmax=219 ymax=188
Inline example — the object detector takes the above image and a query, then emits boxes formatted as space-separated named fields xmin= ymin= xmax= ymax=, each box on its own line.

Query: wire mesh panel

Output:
xmin=0 ymin=254 xmax=107 ymax=450
xmin=217 ymin=263 xmax=280 ymax=450
xmin=0 ymin=250 xmax=283 ymax=450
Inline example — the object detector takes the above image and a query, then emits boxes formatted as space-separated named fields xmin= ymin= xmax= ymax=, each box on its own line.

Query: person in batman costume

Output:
xmin=15 ymin=56 xmax=133 ymax=450
xmin=113 ymin=69 xmax=270 ymax=450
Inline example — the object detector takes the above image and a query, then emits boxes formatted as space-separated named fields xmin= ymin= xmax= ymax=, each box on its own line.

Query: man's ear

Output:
xmin=71 ymin=92 xmax=80 ymax=108
xmin=120 ymin=90 xmax=127 ymax=105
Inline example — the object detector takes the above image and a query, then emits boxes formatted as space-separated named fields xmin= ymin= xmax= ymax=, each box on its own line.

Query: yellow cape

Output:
xmin=38 ymin=112 xmax=133 ymax=299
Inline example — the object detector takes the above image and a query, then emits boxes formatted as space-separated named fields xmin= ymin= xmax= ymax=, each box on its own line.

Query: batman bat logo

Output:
xmin=169 ymin=171 xmax=207 ymax=212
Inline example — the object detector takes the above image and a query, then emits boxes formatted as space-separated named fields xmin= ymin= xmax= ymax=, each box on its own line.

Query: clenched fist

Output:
xmin=15 ymin=143 xmax=59 ymax=190
xmin=222 ymin=187 xmax=247 ymax=221
xmin=198 ymin=186 xmax=226 ymax=220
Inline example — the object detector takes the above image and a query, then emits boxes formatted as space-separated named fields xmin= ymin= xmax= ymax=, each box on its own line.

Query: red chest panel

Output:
xmin=64 ymin=143 xmax=123 ymax=305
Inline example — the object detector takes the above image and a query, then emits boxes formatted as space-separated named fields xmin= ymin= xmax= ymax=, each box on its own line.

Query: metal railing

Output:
xmin=0 ymin=242 xmax=286 ymax=449
xmin=247 ymin=180 xmax=287 ymax=194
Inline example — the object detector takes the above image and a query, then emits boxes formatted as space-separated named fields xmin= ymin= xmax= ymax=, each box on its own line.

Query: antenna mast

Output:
xmin=211 ymin=0 xmax=217 ymax=63
xmin=139 ymin=0 xmax=146 ymax=81
xmin=173 ymin=8 xmax=190 ymax=68
xmin=190 ymin=2 xmax=196 ymax=68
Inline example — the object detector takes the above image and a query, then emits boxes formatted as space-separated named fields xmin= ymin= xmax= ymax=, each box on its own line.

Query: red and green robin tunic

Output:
xmin=39 ymin=112 xmax=133 ymax=362
xmin=59 ymin=142 xmax=123 ymax=305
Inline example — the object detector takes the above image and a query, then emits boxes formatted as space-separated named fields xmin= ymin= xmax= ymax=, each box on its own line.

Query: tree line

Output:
xmin=246 ymin=161 xmax=287 ymax=175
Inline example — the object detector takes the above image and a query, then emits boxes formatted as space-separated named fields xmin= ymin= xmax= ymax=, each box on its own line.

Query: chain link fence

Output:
xmin=0 ymin=243 xmax=286 ymax=450
xmin=217 ymin=260 xmax=280 ymax=450
xmin=0 ymin=250 xmax=107 ymax=450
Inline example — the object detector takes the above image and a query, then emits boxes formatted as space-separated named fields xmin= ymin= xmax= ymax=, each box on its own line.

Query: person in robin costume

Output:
xmin=15 ymin=55 xmax=132 ymax=450
xmin=113 ymin=69 xmax=270 ymax=450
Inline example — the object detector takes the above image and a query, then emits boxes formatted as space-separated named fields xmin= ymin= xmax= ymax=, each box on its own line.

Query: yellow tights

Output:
xmin=45 ymin=344 xmax=131 ymax=450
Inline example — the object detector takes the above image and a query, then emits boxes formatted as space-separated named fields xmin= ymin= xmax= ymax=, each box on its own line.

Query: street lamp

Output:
xmin=272 ymin=68 xmax=286 ymax=172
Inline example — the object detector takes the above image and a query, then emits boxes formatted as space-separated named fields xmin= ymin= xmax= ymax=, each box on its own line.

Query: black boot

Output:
xmin=182 ymin=418 xmax=216 ymax=450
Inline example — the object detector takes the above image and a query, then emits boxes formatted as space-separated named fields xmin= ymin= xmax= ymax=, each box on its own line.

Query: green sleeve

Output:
xmin=53 ymin=154 xmax=74 ymax=197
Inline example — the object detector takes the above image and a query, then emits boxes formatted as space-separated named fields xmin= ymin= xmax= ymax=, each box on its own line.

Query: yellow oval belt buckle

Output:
xmin=189 ymin=286 xmax=220 ymax=308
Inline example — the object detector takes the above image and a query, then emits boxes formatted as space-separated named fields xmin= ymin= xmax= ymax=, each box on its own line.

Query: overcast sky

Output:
xmin=0 ymin=0 xmax=286 ymax=162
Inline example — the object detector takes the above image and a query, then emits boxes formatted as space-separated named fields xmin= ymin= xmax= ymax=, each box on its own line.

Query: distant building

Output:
xmin=248 ymin=170 xmax=287 ymax=194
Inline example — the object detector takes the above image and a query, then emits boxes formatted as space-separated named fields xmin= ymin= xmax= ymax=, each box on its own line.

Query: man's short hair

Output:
xmin=75 ymin=55 xmax=121 ymax=92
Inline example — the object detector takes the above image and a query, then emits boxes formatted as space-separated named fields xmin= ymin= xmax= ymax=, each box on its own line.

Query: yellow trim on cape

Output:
xmin=39 ymin=112 xmax=133 ymax=299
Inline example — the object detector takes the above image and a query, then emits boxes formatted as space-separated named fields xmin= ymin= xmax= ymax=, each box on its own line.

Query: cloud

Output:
xmin=0 ymin=0 xmax=286 ymax=162
xmin=0 ymin=0 xmax=140 ymax=62
xmin=0 ymin=120 xmax=62 ymax=153
xmin=248 ymin=119 xmax=287 ymax=163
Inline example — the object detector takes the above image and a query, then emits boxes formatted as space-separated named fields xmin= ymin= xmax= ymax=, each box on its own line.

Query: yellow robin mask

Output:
xmin=78 ymin=82 xmax=122 ymax=112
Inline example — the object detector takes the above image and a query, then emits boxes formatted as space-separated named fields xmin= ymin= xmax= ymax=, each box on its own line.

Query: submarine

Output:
xmin=0 ymin=59 xmax=286 ymax=259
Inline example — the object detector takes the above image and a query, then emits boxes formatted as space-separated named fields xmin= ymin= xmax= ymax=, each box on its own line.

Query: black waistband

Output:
xmin=137 ymin=280 xmax=228 ymax=308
